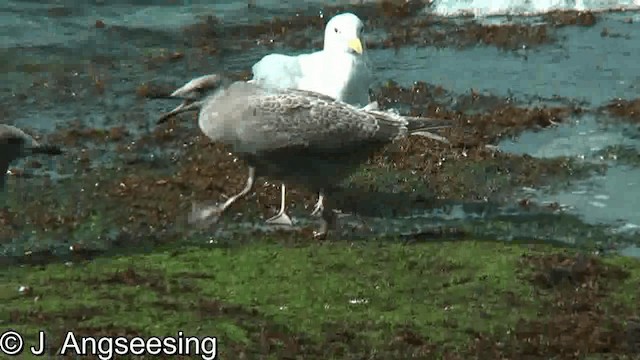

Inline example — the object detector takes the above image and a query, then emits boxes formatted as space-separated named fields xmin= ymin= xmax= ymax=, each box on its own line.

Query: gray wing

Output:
xmin=234 ymin=90 xmax=407 ymax=154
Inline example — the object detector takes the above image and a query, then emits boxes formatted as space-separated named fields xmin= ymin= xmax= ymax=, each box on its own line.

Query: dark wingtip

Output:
xmin=33 ymin=144 xmax=64 ymax=155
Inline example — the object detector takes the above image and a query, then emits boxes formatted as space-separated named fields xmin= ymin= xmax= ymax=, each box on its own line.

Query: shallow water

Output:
xmin=381 ymin=14 xmax=640 ymax=106
xmin=500 ymin=113 xmax=640 ymax=234
xmin=432 ymin=0 xmax=640 ymax=16
xmin=2 ymin=0 xmax=640 ymax=261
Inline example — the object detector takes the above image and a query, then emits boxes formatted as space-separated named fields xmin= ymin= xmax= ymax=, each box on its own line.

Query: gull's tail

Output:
xmin=404 ymin=116 xmax=452 ymax=144
xmin=367 ymin=108 xmax=452 ymax=144
xmin=405 ymin=116 xmax=452 ymax=133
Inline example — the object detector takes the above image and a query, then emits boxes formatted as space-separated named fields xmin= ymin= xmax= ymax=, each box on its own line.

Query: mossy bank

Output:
xmin=2 ymin=239 xmax=639 ymax=359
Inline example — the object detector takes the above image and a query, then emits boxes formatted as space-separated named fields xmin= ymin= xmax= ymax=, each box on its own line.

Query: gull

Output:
xmin=0 ymin=124 xmax=63 ymax=191
xmin=157 ymin=74 xmax=450 ymax=239
xmin=251 ymin=12 xmax=371 ymax=106
xmin=249 ymin=12 xmax=373 ymax=226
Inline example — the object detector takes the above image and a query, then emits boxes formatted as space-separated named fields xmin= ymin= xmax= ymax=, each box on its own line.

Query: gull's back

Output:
xmin=201 ymin=81 xmax=406 ymax=153
xmin=251 ymin=53 xmax=306 ymax=90
xmin=195 ymin=81 xmax=407 ymax=190
xmin=295 ymin=50 xmax=371 ymax=106
xmin=251 ymin=51 xmax=369 ymax=103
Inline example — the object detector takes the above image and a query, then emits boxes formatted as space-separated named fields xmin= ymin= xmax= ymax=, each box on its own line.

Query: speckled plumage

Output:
xmin=198 ymin=82 xmax=409 ymax=155
xmin=157 ymin=76 xmax=450 ymax=238
xmin=248 ymin=12 xmax=373 ymax=225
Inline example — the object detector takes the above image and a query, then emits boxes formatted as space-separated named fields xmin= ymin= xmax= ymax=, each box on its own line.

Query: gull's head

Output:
xmin=170 ymin=74 xmax=223 ymax=100
xmin=0 ymin=125 xmax=36 ymax=155
xmin=323 ymin=12 xmax=365 ymax=56
xmin=0 ymin=125 xmax=63 ymax=184
xmin=0 ymin=125 xmax=62 ymax=157
xmin=157 ymin=74 xmax=226 ymax=124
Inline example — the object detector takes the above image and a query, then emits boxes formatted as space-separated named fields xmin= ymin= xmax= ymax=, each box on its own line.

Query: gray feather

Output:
xmin=198 ymin=82 xmax=412 ymax=156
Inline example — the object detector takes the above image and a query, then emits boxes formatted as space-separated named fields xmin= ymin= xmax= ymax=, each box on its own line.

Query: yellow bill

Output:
xmin=347 ymin=38 xmax=363 ymax=55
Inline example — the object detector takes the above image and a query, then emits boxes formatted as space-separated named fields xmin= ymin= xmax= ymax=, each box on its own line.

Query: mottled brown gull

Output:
xmin=0 ymin=124 xmax=63 ymax=191
xmin=250 ymin=12 xmax=373 ymax=226
xmin=157 ymin=74 xmax=450 ymax=239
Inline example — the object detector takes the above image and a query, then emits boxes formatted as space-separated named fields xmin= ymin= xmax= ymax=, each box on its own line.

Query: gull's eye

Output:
xmin=334 ymin=27 xmax=339 ymax=33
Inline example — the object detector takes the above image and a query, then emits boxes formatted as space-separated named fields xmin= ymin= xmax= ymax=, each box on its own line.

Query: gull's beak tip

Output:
xmin=348 ymin=38 xmax=363 ymax=55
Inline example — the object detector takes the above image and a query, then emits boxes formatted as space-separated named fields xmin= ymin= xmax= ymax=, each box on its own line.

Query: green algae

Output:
xmin=1 ymin=239 xmax=638 ymax=358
